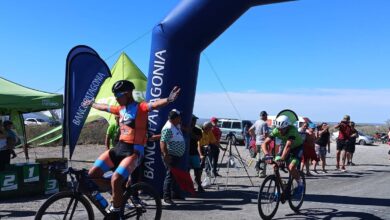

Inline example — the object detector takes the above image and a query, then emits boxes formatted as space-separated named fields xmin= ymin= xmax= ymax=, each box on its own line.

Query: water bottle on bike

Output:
xmin=92 ymin=191 xmax=108 ymax=209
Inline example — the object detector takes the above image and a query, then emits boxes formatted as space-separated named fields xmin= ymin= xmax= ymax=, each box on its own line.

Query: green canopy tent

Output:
xmin=0 ymin=77 xmax=63 ymax=159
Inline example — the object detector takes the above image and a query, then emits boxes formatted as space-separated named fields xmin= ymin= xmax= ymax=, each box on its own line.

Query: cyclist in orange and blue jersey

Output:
xmin=84 ymin=80 xmax=180 ymax=217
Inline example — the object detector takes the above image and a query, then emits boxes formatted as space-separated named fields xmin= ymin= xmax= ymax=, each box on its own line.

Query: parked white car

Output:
xmin=217 ymin=118 xmax=253 ymax=145
xmin=332 ymin=131 xmax=374 ymax=145
xmin=24 ymin=118 xmax=49 ymax=126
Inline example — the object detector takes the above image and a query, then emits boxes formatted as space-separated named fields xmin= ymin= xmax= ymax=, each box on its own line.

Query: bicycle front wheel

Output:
xmin=258 ymin=175 xmax=280 ymax=220
xmin=288 ymin=171 xmax=306 ymax=213
xmin=35 ymin=191 xmax=94 ymax=220
xmin=122 ymin=182 xmax=162 ymax=220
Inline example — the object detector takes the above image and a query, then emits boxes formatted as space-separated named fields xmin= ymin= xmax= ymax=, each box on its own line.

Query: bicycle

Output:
xmin=35 ymin=167 xmax=162 ymax=220
xmin=257 ymin=159 xmax=306 ymax=220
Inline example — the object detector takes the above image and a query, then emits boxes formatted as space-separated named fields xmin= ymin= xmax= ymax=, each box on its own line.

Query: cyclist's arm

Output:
xmin=280 ymin=139 xmax=293 ymax=161
xmin=89 ymin=102 xmax=110 ymax=112
xmin=148 ymin=86 xmax=180 ymax=110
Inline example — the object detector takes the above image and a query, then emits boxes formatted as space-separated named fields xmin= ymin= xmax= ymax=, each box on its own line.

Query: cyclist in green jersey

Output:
xmin=261 ymin=115 xmax=304 ymax=192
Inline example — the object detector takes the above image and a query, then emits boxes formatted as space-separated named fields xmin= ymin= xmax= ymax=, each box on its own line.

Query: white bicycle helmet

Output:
xmin=274 ymin=115 xmax=291 ymax=129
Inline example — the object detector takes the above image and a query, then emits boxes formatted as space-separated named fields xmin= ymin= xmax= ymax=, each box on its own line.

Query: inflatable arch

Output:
xmin=144 ymin=0 xmax=293 ymax=192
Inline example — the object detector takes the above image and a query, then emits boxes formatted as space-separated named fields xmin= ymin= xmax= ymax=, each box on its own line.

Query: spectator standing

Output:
xmin=248 ymin=111 xmax=269 ymax=178
xmin=3 ymin=120 xmax=17 ymax=159
xmin=198 ymin=121 xmax=218 ymax=177
xmin=388 ymin=127 xmax=390 ymax=160
xmin=0 ymin=123 xmax=9 ymax=171
xmin=347 ymin=121 xmax=358 ymax=166
xmin=301 ymin=123 xmax=318 ymax=176
xmin=242 ymin=123 xmax=251 ymax=149
xmin=105 ymin=115 xmax=120 ymax=150
xmin=334 ymin=115 xmax=352 ymax=171
xmin=160 ymin=109 xmax=186 ymax=205
xmin=189 ymin=115 xmax=204 ymax=192
xmin=209 ymin=117 xmax=222 ymax=177
xmin=314 ymin=122 xmax=330 ymax=173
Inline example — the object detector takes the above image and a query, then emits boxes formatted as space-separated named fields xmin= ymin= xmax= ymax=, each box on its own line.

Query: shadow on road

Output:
xmin=165 ymin=189 xmax=257 ymax=211
xmin=305 ymin=194 xmax=390 ymax=207
xmin=0 ymin=210 xmax=37 ymax=219
xmin=274 ymin=208 xmax=385 ymax=220
xmin=0 ymin=194 xmax=47 ymax=218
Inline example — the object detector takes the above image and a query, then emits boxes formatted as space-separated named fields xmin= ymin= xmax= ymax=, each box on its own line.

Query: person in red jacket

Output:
xmin=334 ymin=115 xmax=352 ymax=171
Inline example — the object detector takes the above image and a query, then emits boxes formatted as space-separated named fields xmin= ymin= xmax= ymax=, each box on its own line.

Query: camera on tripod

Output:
xmin=226 ymin=132 xmax=234 ymax=140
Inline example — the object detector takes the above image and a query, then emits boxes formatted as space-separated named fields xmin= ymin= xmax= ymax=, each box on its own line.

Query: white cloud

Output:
xmin=193 ymin=88 xmax=390 ymax=124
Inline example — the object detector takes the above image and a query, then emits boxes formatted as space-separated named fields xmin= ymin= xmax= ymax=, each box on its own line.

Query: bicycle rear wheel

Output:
xmin=122 ymin=182 xmax=162 ymax=220
xmin=258 ymin=175 xmax=280 ymax=220
xmin=35 ymin=191 xmax=94 ymax=220
xmin=288 ymin=171 xmax=306 ymax=213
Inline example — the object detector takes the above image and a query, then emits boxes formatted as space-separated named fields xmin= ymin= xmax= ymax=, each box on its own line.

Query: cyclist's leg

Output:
xmin=288 ymin=147 xmax=303 ymax=182
xmin=288 ymin=159 xmax=300 ymax=181
xmin=112 ymin=153 xmax=139 ymax=208
xmin=88 ymin=150 xmax=115 ymax=188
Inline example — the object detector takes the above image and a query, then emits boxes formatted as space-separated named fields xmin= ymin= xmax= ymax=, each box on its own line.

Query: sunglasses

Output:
xmin=114 ymin=92 xmax=128 ymax=98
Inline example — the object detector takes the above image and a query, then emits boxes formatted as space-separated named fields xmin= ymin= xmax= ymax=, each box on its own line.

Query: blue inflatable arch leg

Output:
xmin=144 ymin=0 xmax=294 ymax=193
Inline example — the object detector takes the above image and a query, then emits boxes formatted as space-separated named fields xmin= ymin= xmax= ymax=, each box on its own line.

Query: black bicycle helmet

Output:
xmin=112 ymin=80 xmax=135 ymax=93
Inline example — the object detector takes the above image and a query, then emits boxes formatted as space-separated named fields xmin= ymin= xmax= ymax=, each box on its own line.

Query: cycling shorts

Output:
xmin=275 ymin=145 xmax=303 ymax=167
xmin=93 ymin=141 xmax=144 ymax=179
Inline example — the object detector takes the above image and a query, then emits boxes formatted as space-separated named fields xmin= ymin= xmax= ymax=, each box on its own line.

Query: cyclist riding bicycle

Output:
xmin=84 ymin=80 xmax=180 ymax=218
xmin=261 ymin=115 xmax=304 ymax=193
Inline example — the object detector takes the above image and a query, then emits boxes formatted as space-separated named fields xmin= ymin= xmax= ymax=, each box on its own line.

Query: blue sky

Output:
xmin=1 ymin=0 xmax=389 ymax=123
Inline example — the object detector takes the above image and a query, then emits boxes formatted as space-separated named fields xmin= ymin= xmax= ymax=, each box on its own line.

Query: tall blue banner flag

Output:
xmin=64 ymin=45 xmax=111 ymax=159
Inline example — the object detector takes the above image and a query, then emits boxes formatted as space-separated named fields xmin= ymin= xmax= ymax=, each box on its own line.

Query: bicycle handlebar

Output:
xmin=263 ymin=157 xmax=288 ymax=173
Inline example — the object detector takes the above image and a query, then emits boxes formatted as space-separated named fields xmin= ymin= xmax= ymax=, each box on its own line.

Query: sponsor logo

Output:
xmin=42 ymin=99 xmax=60 ymax=107
xmin=144 ymin=50 xmax=166 ymax=180
xmin=72 ymin=72 xmax=106 ymax=126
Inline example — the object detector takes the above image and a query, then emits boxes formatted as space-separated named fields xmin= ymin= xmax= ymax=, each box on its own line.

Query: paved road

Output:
xmin=1 ymin=142 xmax=389 ymax=220
xmin=160 ymin=142 xmax=390 ymax=220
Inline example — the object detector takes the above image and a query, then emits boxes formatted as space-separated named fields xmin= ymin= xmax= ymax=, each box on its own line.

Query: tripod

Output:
xmin=219 ymin=132 xmax=254 ymax=188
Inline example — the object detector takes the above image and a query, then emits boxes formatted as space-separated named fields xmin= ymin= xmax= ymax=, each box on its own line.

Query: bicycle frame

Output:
xmin=270 ymin=161 xmax=292 ymax=203
xmin=64 ymin=167 xmax=110 ymax=217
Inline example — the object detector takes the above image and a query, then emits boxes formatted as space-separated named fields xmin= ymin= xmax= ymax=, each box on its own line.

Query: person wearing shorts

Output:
xmin=249 ymin=111 xmax=269 ymax=177
xmin=346 ymin=121 xmax=358 ymax=166
xmin=84 ymin=80 xmax=180 ymax=217
xmin=188 ymin=115 xmax=204 ymax=192
xmin=334 ymin=115 xmax=352 ymax=171
xmin=314 ymin=122 xmax=330 ymax=173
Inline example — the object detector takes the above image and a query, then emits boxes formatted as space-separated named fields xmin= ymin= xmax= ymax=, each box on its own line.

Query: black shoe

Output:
xmin=197 ymin=186 xmax=205 ymax=193
xmin=213 ymin=172 xmax=222 ymax=177
xmin=105 ymin=211 xmax=121 ymax=220
xmin=163 ymin=198 xmax=176 ymax=206
xmin=172 ymin=194 xmax=185 ymax=200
